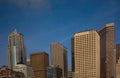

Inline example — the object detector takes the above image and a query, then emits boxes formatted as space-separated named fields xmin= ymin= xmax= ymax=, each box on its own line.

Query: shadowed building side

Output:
xmin=71 ymin=38 xmax=74 ymax=73
xmin=116 ymin=57 xmax=120 ymax=78
xmin=116 ymin=44 xmax=120 ymax=78
xmin=116 ymin=44 xmax=120 ymax=63
xmin=98 ymin=23 xmax=115 ymax=78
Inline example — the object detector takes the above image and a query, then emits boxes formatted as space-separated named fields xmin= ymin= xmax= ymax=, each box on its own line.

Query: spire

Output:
xmin=14 ymin=28 xmax=17 ymax=32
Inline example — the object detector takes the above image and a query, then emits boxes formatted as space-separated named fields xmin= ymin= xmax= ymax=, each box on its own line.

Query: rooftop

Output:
xmin=75 ymin=29 xmax=96 ymax=34
xmin=30 ymin=51 xmax=48 ymax=56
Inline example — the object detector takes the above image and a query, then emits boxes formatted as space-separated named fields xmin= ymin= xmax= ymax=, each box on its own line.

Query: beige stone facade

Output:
xmin=72 ymin=30 xmax=100 ymax=78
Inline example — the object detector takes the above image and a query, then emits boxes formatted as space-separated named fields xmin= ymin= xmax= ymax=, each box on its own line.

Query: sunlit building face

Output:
xmin=72 ymin=30 xmax=100 ymax=78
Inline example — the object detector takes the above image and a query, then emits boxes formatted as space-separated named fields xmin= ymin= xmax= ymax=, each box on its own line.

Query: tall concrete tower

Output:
xmin=51 ymin=42 xmax=68 ymax=78
xmin=72 ymin=30 xmax=100 ymax=78
xmin=8 ymin=29 xmax=26 ymax=69
xmin=98 ymin=23 xmax=115 ymax=78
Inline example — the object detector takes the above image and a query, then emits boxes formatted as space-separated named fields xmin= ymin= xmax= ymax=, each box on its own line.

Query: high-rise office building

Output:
xmin=8 ymin=29 xmax=26 ymax=69
xmin=72 ymin=30 xmax=100 ymax=78
xmin=116 ymin=44 xmax=120 ymax=63
xmin=98 ymin=23 xmax=115 ymax=78
xmin=30 ymin=52 xmax=49 ymax=78
xmin=51 ymin=42 xmax=68 ymax=78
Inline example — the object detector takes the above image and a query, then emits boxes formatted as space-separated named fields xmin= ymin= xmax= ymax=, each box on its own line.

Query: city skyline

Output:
xmin=0 ymin=0 xmax=120 ymax=68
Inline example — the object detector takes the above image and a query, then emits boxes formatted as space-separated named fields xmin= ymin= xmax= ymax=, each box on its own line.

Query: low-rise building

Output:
xmin=14 ymin=64 xmax=35 ymax=78
xmin=68 ymin=69 xmax=72 ymax=78
xmin=14 ymin=64 xmax=28 ymax=78
xmin=47 ymin=65 xmax=62 ymax=78
xmin=0 ymin=66 xmax=25 ymax=78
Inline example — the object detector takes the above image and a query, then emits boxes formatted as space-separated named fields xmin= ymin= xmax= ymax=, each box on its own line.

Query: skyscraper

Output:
xmin=30 ymin=52 xmax=49 ymax=78
xmin=51 ymin=42 xmax=68 ymax=78
xmin=72 ymin=30 xmax=100 ymax=78
xmin=98 ymin=23 xmax=115 ymax=78
xmin=8 ymin=29 xmax=26 ymax=69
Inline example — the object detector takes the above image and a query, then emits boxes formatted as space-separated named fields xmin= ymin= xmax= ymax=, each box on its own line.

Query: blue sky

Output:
xmin=0 ymin=0 xmax=120 ymax=68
